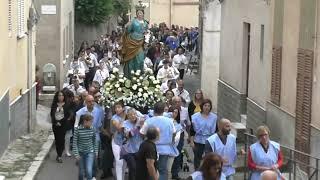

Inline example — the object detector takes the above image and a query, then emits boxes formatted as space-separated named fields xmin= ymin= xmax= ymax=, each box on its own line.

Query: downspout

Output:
xmin=314 ymin=0 xmax=318 ymax=70
xmin=169 ymin=0 xmax=172 ymax=26
xmin=199 ymin=0 xmax=204 ymax=78
xmin=27 ymin=15 xmax=33 ymax=133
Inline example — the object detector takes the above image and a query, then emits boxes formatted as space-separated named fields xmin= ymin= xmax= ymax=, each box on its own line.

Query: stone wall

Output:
xmin=246 ymin=98 xmax=267 ymax=132
xmin=217 ymin=80 xmax=247 ymax=122
xmin=74 ymin=16 xmax=118 ymax=54
xmin=10 ymin=91 xmax=30 ymax=142
xmin=0 ymin=85 xmax=37 ymax=156
xmin=0 ymin=90 xmax=10 ymax=156
xmin=265 ymin=101 xmax=295 ymax=147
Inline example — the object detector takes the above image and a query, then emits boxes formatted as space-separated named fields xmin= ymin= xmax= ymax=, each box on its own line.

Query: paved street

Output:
xmin=36 ymin=73 xmax=200 ymax=180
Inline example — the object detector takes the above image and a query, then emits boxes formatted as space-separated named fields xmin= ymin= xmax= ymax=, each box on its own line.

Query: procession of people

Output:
xmin=49 ymin=9 xmax=284 ymax=180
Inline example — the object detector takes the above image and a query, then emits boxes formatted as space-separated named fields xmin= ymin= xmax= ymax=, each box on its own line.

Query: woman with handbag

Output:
xmin=50 ymin=90 xmax=71 ymax=163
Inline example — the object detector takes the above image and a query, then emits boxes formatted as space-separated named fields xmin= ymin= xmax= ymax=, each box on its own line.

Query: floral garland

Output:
xmin=102 ymin=67 xmax=164 ymax=110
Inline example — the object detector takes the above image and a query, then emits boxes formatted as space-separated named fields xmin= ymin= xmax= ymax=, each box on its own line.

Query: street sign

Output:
xmin=41 ymin=5 xmax=56 ymax=15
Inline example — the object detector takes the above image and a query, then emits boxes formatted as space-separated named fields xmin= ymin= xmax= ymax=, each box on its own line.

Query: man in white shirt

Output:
xmin=84 ymin=48 xmax=99 ymax=89
xmin=68 ymin=56 xmax=86 ymax=86
xmin=144 ymin=56 xmax=153 ymax=70
xmin=93 ymin=61 xmax=109 ymax=86
xmin=85 ymin=48 xmax=99 ymax=68
xmin=172 ymin=79 xmax=191 ymax=105
xmin=157 ymin=60 xmax=180 ymax=83
xmin=172 ymin=47 xmax=188 ymax=79
xmin=67 ymin=77 xmax=86 ymax=96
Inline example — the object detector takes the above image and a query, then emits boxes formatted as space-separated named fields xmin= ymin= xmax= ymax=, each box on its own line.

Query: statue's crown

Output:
xmin=135 ymin=1 xmax=146 ymax=11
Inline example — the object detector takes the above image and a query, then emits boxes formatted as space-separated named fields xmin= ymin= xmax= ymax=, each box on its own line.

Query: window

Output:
xmin=17 ymin=0 xmax=25 ymax=38
xmin=260 ymin=25 xmax=265 ymax=60
xmin=8 ymin=0 xmax=13 ymax=35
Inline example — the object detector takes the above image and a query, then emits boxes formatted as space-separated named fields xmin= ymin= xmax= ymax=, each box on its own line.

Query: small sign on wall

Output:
xmin=41 ymin=5 xmax=56 ymax=15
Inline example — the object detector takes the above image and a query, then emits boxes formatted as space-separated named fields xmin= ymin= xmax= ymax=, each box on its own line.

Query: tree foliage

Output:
xmin=112 ymin=0 xmax=131 ymax=27
xmin=75 ymin=0 xmax=114 ymax=25
xmin=75 ymin=0 xmax=131 ymax=26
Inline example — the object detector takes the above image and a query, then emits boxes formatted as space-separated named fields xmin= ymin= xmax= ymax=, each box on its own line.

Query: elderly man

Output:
xmin=140 ymin=102 xmax=176 ymax=180
xmin=75 ymin=95 xmax=103 ymax=134
xmin=261 ymin=170 xmax=278 ymax=180
xmin=172 ymin=79 xmax=191 ymax=105
xmin=75 ymin=95 xmax=104 ymax=179
xmin=171 ymin=96 xmax=190 ymax=179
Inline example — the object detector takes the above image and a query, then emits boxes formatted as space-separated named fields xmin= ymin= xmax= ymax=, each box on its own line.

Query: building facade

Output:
xmin=0 ymin=0 xmax=37 ymax=156
xmin=200 ymin=0 xmax=221 ymax=110
xmin=35 ymin=0 xmax=74 ymax=90
xmin=131 ymin=0 xmax=199 ymax=27
xmin=217 ymin=0 xmax=320 ymax=161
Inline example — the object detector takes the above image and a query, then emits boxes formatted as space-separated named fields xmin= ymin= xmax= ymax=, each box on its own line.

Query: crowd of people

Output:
xmin=49 ymin=21 xmax=284 ymax=180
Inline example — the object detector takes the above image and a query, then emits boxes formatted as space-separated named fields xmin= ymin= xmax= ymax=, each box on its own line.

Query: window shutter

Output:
xmin=295 ymin=48 xmax=313 ymax=169
xmin=17 ymin=0 xmax=25 ymax=37
xmin=270 ymin=45 xmax=282 ymax=106
xmin=8 ymin=0 xmax=12 ymax=33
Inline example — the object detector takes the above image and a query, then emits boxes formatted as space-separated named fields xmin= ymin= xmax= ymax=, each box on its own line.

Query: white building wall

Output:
xmin=220 ymin=0 xmax=272 ymax=108
xmin=201 ymin=1 xmax=221 ymax=110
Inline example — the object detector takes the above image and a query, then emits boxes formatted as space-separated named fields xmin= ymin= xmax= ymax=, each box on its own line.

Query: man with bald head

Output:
xmin=75 ymin=95 xmax=104 ymax=179
xmin=261 ymin=170 xmax=278 ymax=180
xmin=171 ymin=96 xmax=190 ymax=179
xmin=75 ymin=94 xmax=103 ymax=130
xmin=205 ymin=118 xmax=237 ymax=180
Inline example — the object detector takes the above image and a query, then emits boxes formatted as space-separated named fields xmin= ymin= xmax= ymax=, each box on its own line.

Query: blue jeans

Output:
xmin=79 ymin=152 xmax=95 ymax=180
xmin=172 ymin=132 xmax=184 ymax=178
xmin=158 ymin=155 xmax=170 ymax=180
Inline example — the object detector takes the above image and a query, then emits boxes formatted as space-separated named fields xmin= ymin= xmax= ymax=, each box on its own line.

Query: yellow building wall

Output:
xmin=280 ymin=0 xmax=300 ymax=115
xmin=149 ymin=0 xmax=171 ymax=25
xmin=0 ymin=0 xmax=36 ymax=101
xmin=0 ymin=1 xmax=10 ymax=97
xmin=172 ymin=3 xmax=199 ymax=27
xmin=145 ymin=0 xmax=199 ymax=27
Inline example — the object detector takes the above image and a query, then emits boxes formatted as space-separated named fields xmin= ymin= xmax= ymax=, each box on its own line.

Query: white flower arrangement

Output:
xmin=102 ymin=69 xmax=164 ymax=110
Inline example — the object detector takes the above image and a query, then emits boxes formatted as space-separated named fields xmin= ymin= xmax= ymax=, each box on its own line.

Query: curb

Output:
xmin=22 ymin=134 xmax=54 ymax=180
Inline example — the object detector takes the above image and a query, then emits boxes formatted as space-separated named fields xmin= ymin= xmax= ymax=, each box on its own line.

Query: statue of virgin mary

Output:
xmin=121 ymin=9 xmax=148 ymax=78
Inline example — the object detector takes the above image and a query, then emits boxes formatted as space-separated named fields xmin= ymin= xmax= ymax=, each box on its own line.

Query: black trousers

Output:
xmin=84 ymin=68 xmax=96 ymax=89
xmin=52 ymin=125 xmax=66 ymax=157
xmin=179 ymin=69 xmax=185 ymax=79
xmin=100 ymin=134 xmax=114 ymax=174
xmin=193 ymin=142 xmax=205 ymax=170
xmin=123 ymin=153 xmax=137 ymax=180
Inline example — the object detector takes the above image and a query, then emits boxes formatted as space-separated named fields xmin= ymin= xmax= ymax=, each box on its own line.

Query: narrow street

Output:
xmin=36 ymin=73 xmax=201 ymax=180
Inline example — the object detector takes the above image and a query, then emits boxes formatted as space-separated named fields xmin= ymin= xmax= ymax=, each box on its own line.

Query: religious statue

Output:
xmin=121 ymin=8 xmax=148 ymax=78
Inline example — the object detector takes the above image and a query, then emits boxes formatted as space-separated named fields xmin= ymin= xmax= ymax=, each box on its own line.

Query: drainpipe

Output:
xmin=169 ymin=0 xmax=172 ymax=26
xmin=27 ymin=4 xmax=35 ymax=133
xmin=199 ymin=0 xmax=204 ymax=78
xmin=27 ymin=24 xmax=33 ymax=133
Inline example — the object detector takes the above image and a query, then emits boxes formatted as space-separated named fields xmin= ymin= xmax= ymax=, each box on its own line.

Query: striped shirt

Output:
xmin=73 ymin=126 xmax=98 ymax=157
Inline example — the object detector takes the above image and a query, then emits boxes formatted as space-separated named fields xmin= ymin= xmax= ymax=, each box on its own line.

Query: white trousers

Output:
xmin=65 ymin=130 xmax=72 ymax=154
xmin=167 ymin=156 xmax=175 ymax=179
xmin=112 ymin=139 xmax=126 ymax=180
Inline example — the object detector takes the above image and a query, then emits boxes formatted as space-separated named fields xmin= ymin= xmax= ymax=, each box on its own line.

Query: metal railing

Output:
xmin=242 ymin=133 xmax=320 ymax=180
